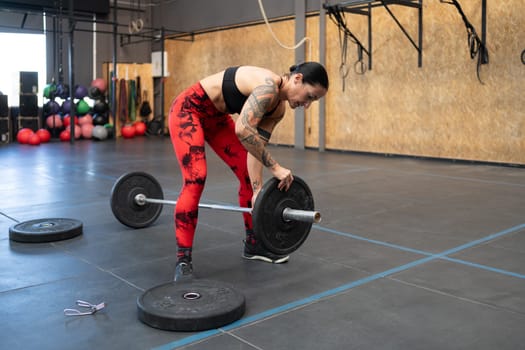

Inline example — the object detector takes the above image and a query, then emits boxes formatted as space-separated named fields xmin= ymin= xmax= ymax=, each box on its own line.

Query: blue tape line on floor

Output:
xmin=441 ymin=256 xmax=525 ymax=279
xmin=316 ymin=224 xmax=525 ymax=280
xmin=314 ymin=225 xmax=432 ymax=256
xmin=152 ymin=222 xmax=525 ymax=350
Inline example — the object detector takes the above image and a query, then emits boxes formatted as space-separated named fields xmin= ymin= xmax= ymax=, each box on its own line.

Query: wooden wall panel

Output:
xmin=165 ymin=21 xmax=295 ymax=145
xmin=304 ymin=15 xmax=321 ymax=148
xmin=164 ymin=1 xmax=525 ymax=164
xmin=324 ymin=1 xmax=524 ymax=164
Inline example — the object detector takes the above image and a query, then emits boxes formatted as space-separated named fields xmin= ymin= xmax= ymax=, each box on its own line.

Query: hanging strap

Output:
xmin=119 ymin=78 xmax=128 ymax=123
xmin=136 ymin=76 xmax=142 ymax=106
xmin=128 ymin=79 xmax=136 ymax=121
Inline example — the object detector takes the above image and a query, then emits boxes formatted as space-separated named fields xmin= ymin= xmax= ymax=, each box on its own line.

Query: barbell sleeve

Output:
xmin=282 ymin=207 xmax=322 ymax=224
xmin=134 ymin=194 xmax=321 ymax=223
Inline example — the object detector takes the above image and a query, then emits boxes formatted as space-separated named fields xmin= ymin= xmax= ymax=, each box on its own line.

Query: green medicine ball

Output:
xmin=76 ymin=99 xmax=91 ymax=116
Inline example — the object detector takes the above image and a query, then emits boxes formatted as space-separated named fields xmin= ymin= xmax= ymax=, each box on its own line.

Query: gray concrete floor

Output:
xmin=1 ymin=137 xmax=524 ymax=350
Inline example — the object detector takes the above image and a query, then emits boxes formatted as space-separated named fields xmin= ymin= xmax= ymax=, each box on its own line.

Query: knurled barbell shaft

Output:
xmin=134 ymin=194 xmax=321 ymax=224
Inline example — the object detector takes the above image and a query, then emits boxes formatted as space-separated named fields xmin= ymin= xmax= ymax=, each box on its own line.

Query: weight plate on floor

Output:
xmin=110 ymin=172 xmax=164 ymax=228
xmin=252 ymin=175 xmax=315 ymax=255
xmin=137 ymin=279 xmax=246 ymax=331
xmin=9 ymin=218 xmax=83 ymax=243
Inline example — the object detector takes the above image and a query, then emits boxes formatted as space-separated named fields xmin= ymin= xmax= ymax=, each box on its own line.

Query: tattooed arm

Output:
xmin=247 ymin=152 xmax=264 ymax=207
xmin=235 ymin=76 xmax=293 ymax=191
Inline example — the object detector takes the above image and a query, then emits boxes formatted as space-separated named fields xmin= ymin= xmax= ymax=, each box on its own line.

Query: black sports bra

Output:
xmin=222 ymin=66 xmax=281 ymax=116
xmin=222 ymin=66 xmax=246 ymax=114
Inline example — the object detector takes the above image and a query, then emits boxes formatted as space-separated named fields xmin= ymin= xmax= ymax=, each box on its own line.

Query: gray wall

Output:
xmin=62 ymin=0 xmax=318 ymax=86
xmin=0 ymin=4 xmax=152 ymax=88
xmin=152 ymin=0 xmax=320 ymax=33
xmin=0 ymin=1 xmax=315 ymax=91
xmin=44 ymin=17 xmax=95 ymax=87
xmin=45 ymin=7 xmax=153 ymax=88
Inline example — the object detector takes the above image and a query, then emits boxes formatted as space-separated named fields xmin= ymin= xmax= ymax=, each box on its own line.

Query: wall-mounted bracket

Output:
xmin=324 ymin=0 xmax=423 ymax=71
xmin=119 ymin=28 xmax=194 ymax=47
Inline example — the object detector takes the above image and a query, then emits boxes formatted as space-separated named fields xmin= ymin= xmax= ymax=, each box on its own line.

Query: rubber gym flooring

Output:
xmin=1 ymin=137 xmax=524 ymax=350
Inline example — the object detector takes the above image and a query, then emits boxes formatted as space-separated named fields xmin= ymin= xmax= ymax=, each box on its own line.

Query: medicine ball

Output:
xmin=93 ymin=114 xmax=108 ymax=126
xmin=81 ymin=123 xmax=94 ymax=139
xmin=79 ymin=114 xmax=93 ymax=125
xmin=28 ymin=132 xmax=41 ymax=146
xmin=59 ymin=129 xmax=70 ymax=142
xmin=121 ymin=124 xmax=136 ymax=139
xmin=74 ymin=124 xmax=82 ymax=139
xmin=74 ymin=85 xmax=88 ymax=99
xmin=56 ymin=84 xmax=70 ymax=99
xmin=44 ymin=100 xmax=60 ymax=116
xmin=62 ymin=99 xmax=72 ymax=114
xmin=92 ymin=125 xmax=108 ymax=140
xmin=46 ymin=114 xmax=63 ymax=129
xmin=134 ymin=121 xmax=147 ymax=136
xmin=88 ymin=86 xmax=102 ymax=99
xmin=93 ymin=100 xmax=109 ymax=114
xmin=91 ymin=78 xmax=107 ymax=94
xmin=17 ymin=128 xmax=33 ymax=144
xmin=76 ymin=99 xmax=91 ymax=115
xmin=63 ymin=115 xmax=79 ymax=127
xmin=36 ymin=129 xmax=51 ymax=143
xmin=104 ymin=123 xmax=114 ymax=139
xmin=43 ymin=84 xmax=57 ymax=99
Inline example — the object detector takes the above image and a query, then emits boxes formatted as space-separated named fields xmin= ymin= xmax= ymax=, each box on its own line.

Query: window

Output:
xmin=0 ymin=32 xmax=47 ymax=107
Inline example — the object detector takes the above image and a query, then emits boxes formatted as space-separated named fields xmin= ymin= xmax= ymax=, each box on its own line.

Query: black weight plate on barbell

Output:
xmin=110 ymin=172 xmax=164 ymax=229
xmin=137 ymin=279 xmax=245 ymax=331
xmin=252 ymin=175 xmax=315 ymax=255
xmin=9 ymin=218 xmax=83 ymax=243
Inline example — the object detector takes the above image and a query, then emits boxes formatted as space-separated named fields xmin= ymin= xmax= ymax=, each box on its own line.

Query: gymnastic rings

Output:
xmin=339 ymin=63 xmax=350 ymax=80
xmin=354 ymin=59 xmax=367 ymax=75
xmin=129 ymin=18 xmax=144 ymax=34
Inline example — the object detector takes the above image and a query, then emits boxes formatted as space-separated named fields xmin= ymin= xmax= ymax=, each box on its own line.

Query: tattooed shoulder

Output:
xmin=244 ymin=77 xmax=279 ymax=119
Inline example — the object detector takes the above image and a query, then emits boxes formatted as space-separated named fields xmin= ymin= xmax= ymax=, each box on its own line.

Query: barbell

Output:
xmin=133 ymin=194 xmax=321 ymax=223
xmin=110 ymin=171 xmax=321 ymax=255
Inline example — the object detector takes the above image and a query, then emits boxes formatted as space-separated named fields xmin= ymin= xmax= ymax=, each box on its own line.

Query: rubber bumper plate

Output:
xmin=9 ymin=218 xmax=83 ymax=243
xmin=137 ymin=279 xmax=246 ymax=331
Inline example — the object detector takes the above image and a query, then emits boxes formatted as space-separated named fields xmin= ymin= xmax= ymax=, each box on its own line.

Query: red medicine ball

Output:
xmin=59 ymin=130 xmax=71 ymax=142
xmin=36 ymin=129 xmax=51 ymax=143
xmin=134 ymin=121 xmax=147 ymax=136
xmin=17 ymin=128 xmax=33 ymax=144
xmin=63 ymin=115 xmax=79 ymax=127
xmin=28 ymin=132 xmax=41 ymax=146
xmin=121 ymin=124 xmax=136 ymax=139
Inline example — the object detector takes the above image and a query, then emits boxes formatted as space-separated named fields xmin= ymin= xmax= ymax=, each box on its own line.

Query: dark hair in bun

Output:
xmin=289 ymin=61 xmax=329 ymax=90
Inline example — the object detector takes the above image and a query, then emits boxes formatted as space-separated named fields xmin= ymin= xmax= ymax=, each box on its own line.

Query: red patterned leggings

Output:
xmin=168 ymin=82 xmax=253 ymax=248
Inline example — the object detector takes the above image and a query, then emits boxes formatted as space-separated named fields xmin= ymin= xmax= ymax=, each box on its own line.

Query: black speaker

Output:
xmin=19 ymin=94 xmax=38 ymax=116
xmin=0 ymin=117 xmax=10 ymax=143
xmin=20 ymin=71 xmax=38 ymax=94
xmin=0 ymin=95 xmax=8 ymax=117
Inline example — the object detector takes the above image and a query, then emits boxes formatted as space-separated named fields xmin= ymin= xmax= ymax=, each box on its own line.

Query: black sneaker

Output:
xmin=243 ymin=240 xmax=289 ymax=264
xmin=174 ymin=260 xmax=193 ymax=282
